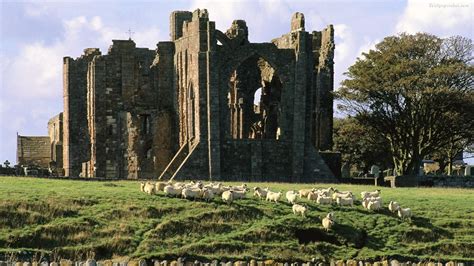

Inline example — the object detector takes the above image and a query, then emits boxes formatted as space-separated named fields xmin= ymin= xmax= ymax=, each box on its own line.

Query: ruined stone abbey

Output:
xmin=17 ymin=10 xmax=340 ymax=182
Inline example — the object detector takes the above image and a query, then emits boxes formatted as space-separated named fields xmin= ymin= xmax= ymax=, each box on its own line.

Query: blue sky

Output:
xmin=0 ymin=0 xmax=472 ymax=165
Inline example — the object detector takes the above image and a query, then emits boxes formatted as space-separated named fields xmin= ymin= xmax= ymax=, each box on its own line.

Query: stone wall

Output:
xmin=16 ymin=135 xmax=51 ymax=168
xmin=383 ymin=175 xmax=474 ymax=188
xmin=48 ymin=113 xmax=63 ymax=172
xmin=63 ymin=48 xmax=101 ymax=176
xmin=419 ymin=175 xmax=474 ymax=188
xmin=81 ymin=40 xmax=178 ymax=179
xmin=0 ymin=258 xmax=469 ymax=266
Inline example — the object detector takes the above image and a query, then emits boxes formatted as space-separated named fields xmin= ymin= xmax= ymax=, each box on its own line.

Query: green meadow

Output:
xmin=0 ymin=176 xmax=473 ymax=262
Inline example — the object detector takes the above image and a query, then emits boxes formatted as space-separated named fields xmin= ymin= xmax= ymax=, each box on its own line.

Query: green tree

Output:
xmin=432 ymin=136 xmax=472 ymax=175
xmin=337 ymin=33 xmax=474 ymax=176
xmin=333 ymin=116 xmax=391 ymax=174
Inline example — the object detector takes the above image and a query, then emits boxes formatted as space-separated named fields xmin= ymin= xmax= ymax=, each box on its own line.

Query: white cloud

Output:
xmin=357 ymin=37 xmax=380 ymax=58
xmin=0 ymin=14 xmax=163 ymax=163
xmin=334 ymin=24 xmax=354 ymax=64
xmin=24 ymin=3 xmax=52 ymax=17
xmin=189 ymin=0 xmax=292 ymax=41
xmin=396 ymin=0 xmax=472 ymax=35
xmin=2 ymin=15 xmax=162 ymax=100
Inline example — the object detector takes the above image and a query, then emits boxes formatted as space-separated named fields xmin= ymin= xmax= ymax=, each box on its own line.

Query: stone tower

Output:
xmin=159 ymin=9 xmax=337 ymax=182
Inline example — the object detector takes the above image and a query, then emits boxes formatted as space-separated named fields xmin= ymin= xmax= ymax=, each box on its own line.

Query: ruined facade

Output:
xmin=62 ymin=42 xmax=178 ymax=179
xmin=28 ymin=10 xmax=338 ymax=181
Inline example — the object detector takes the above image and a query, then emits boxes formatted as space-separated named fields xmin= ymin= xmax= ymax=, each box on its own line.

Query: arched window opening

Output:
xmin=228 ymin=55 xmax=282 ymax=140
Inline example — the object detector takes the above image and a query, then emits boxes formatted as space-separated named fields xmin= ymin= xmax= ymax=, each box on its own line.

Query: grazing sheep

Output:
xmin=336 ymin=196 xmax=354 ymax=207
xmin=286 ymin=190 xmax=298 ymax=204
xmin=144 ymin=182 xmax=156 ymax=195
xmin=292 ymin=204 xmax=308 ymax=217
xmin=174 ymin=182 xmax=185 ymax=188
xmin=140 ymin=182 xmax=145 ymax=192
xmin=368 ymin=196 xmax=383 ymax=205
xmin=266 ymin=191 xmax=282 ymax=203
xmin=232 ymin=183 xmax=248 ymax=191
xmin=322 ymin=212 xmax=335 ymax=232
xmin=163 ymin=185 xmax=182 ymax=197
xmin=316 ymin=194 xmax=332 ymax=205
xmin=232 ymin=189 xmax=248 ymax=200
xmin=332 ymin=191 xmax=353 ymax=201
xmin=207 ymin=183 xmax=224 ymax=196
xmin=367 ymin=199 xmax=382 ymax=211
xmin=362 ymin=198 xmax=370 ymax=209
xmin=201 ymin=188 xmax=214 ymax=202
xmin=253 ymin=187 xmax=269 ymax=199
xmin=222 ymin=190 xmax=234 ymax=205
xmin=397 ymin=207 xmax=412 ymax=221
xmin=388 ymin=201 xmax=400 ymax=213
xmin=361 ymin=189 xmax=381 ymax=199
xmin=320 ymin=187 xmax=336 ymax=197
xmin=155 ymin=182 xmax=167 ymax=192
xmin=299 ymin=188 xmax=315 ymax=198
xmin=307 ymin=191 xmax=318 ymax=201
xmin=181 ymin=187 xmax=202 ymax=199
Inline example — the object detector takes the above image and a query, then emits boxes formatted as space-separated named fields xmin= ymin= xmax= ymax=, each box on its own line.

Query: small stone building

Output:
xmin=36 ymin=9 xmax=339 ymax=181
xmin=16 ymin=135 xmax=51 ymax=168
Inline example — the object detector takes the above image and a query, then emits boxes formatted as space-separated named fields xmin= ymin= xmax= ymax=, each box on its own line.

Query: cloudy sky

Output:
xmin=0 ymin=0 xmax=472 ymax=165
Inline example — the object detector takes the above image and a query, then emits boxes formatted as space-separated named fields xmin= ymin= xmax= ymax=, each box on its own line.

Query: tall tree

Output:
xmin=333 ymin=116 xmax=391 ymax=173
xmin=337 ymin=33 xmax=474 ymax=176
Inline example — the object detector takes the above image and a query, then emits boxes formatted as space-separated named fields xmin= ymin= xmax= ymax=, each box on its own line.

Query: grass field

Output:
xmin=0 ymin=176 xmax=473 ymax=262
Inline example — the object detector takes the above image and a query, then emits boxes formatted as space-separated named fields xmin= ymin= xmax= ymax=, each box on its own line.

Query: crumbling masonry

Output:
xmin=38 ymin=10 xmax=339 ymax=181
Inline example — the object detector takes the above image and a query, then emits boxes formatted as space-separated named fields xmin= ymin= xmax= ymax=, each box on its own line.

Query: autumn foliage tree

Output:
xmin=337 ymin=33 xmax=474 ymax=176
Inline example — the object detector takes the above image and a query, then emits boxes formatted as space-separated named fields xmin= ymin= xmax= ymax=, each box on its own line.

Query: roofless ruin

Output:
xmin=17 ymin=9 xmax=340 ymax=182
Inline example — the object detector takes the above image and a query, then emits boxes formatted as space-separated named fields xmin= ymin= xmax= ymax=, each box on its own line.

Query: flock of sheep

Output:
xmin=140 ymin=180 xmax=413 ymax=232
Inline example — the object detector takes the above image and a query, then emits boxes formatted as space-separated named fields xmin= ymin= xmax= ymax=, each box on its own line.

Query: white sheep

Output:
xmin=201 ymin=188 xmax=214 ymax=202
xmin=144 ymin=182 xmax=156 ymax=195
xmin=140 ymin=182 xmax=145 ymax=192
xmin=397 ymin=207 xmax=412 ymax=221
xmin=181 ymin=187 xmax=202 ymax=199
xmin=368 ymin=196 xmax=383 ymax=205
xmin=362 ymin=198 xmax=370 ymax=209
xmin=307 ymin=191 xmax=318 ymax=201
xmin=222 ymin=190 xmax=234 ymax=205
xmin=336 ymin=196 xmax=353 ymax=207
xmin=155 ymin=182 xmax=167 ymax=192
xmin=292 ymin=203 xmax=308 ymax=217
xmin=266 ymin=191 xmax=282 ymax=203
xmin=163 ymin=185 xmax=182 ymax=197
xmin=253 ymin=187 xmax=269 ymax=199
xmin=332 ymin=191 xmax=353 ymax=201
xmin=232 ymin=189 xmax=248 ymax=199
xmin=232 ymin=183 xmax=248 ymax=191
xmin=207 ymin=183 xmax=224 ymax=196
xmin=367 ymin=199 xmax=382 ymax=211
xmin=388 ymin=201 xmax=400 ymax=213
xmin=322 ymin=212 xmax=335 ymax=232
xmin=298 ymin=188 xmax=315 ymax=198
xmin=320 ymin=187 xmax=336 ymax=197
xmin=316 ymin=194 xmax=332 ymax=205
xmin=286 ymin=190 xmax=298 ymax=204
xmin=361 ymin=189 xmax=380 ymax=199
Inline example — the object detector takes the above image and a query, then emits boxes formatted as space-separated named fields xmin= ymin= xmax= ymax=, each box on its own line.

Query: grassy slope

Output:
xmin=0 ymin=176 xmax=473 ymax=262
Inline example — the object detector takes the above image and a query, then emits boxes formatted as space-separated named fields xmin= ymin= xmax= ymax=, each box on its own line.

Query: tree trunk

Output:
xmin=447 ymin=161 xmax=453 ymax=176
